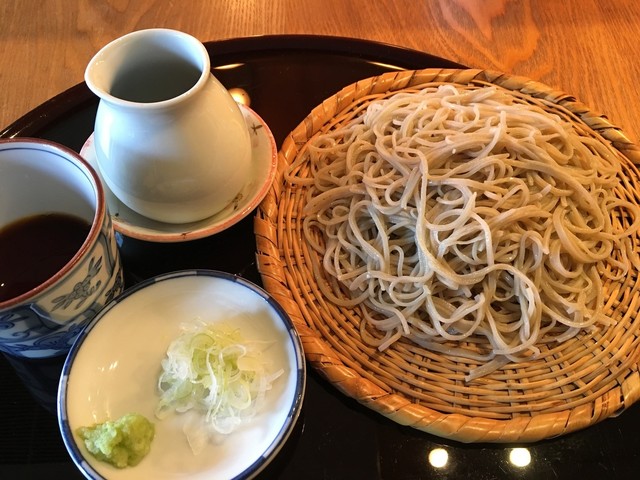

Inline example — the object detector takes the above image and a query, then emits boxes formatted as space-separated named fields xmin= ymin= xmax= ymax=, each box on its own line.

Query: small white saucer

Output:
xmin=80 ymin=104 xmax=277 ymax=242
xmin=58 ymin=270 xmax=306 ymax=480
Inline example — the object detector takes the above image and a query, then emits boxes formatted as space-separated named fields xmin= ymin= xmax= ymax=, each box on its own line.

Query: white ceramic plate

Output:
xmin=58 ymin=270 xmax=305 ymax=480
xmin=80 ymin=105 xmax=278 ymax=242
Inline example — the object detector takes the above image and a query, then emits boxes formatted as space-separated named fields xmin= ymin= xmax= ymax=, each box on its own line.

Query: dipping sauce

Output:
xmin=0 ymin=212 xmax=91 ymax=303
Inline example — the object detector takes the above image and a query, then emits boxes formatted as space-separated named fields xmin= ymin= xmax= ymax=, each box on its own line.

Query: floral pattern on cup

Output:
xmin=52 ymin=256 xmax=103 ymax=310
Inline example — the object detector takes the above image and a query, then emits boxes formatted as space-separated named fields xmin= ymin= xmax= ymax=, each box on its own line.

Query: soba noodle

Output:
xmin=287 ymin=84 xmax=640 ymax=381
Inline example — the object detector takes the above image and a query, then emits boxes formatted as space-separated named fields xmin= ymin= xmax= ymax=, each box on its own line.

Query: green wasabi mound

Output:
xmin=76 ymin=413 xmax=155 ymax=468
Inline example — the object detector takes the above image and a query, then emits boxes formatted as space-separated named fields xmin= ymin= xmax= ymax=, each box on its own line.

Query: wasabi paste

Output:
xmin=76 ymin=413 xmax=155 ymax=468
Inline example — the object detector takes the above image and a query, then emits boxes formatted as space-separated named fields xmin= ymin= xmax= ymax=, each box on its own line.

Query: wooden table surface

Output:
xmin=1 ymin=0 xmax=639 ymax=144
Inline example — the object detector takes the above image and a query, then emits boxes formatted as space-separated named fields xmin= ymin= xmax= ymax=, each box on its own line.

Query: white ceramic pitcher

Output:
xmin=85 ymin=29 xmax=252 ymax=224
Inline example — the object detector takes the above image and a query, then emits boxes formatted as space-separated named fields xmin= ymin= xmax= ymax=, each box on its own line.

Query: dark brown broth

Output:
xmin=0 ymin=213 xmax=91 ymax=303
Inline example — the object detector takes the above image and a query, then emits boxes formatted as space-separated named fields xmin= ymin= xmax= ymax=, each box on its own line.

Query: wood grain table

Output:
xmin=1 ymin=0 xmax=639 ymax=144
xmin=2 ymin=2 xmax=640 ymax=479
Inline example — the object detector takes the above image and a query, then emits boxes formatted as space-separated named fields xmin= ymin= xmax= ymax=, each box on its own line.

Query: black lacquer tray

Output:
xmin=1 ymin=35 xmax=639 ymax=480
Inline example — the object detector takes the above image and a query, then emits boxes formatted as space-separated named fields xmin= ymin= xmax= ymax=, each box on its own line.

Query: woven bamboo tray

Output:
xmin=254 ymin=68 xmax=640 ymax=443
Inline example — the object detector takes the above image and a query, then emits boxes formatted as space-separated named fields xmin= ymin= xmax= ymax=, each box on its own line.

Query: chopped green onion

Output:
xmin=156 ymin=321 xmax=282 ymax=454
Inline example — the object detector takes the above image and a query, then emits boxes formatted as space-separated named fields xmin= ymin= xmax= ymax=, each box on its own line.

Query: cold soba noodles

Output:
xmin=287 ymin=84 xmax=640 ymax=381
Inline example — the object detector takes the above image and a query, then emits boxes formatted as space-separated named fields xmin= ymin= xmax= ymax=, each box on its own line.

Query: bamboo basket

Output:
xmin=254 ymin=68 xmax=640 ymax=443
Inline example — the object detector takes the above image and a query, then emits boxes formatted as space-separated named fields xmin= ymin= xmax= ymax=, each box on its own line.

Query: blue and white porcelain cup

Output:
xmin=0 ymin=138 xmax=124 ymax=358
